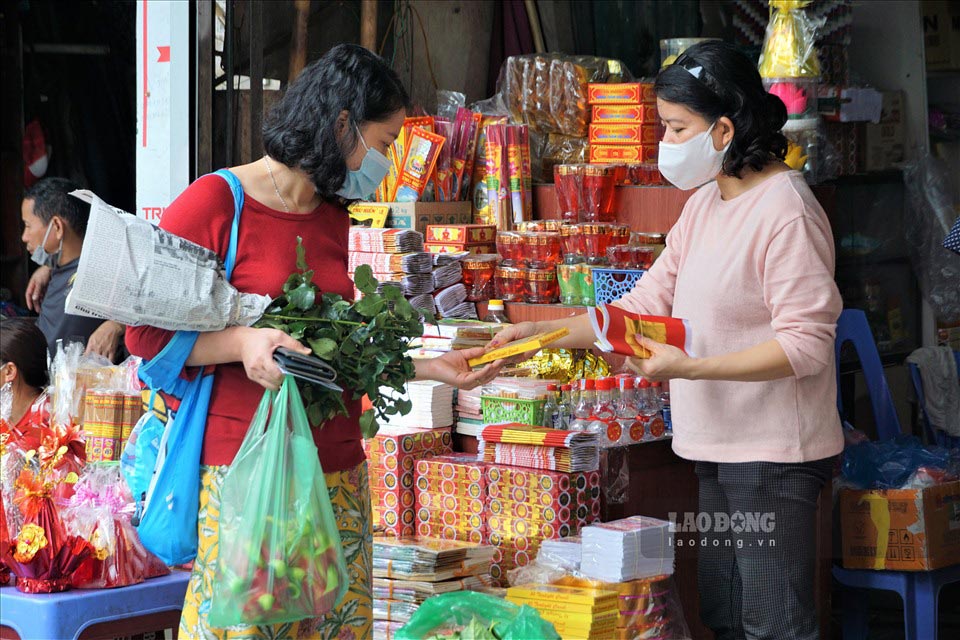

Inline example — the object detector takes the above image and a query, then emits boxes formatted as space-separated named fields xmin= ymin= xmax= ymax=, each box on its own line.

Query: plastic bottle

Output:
xmin=483 ymin=299 xmax=509 ymax=324
xmin=615 ymin=376 xmax=641 ymax=445
xmin=655 ymin=381 xmax=672 ymax=435
xmin=558 ymin=384 xmax=573 ymax=430
xmin=588 ymin=377 xmax=618 ymax=445
xmin=542 ymin=383 xmax=561 ymax=429
xmin=570 ymin=378 xmax=596 ymax=431
xmin=636 ymin=378 xmax=656 ymax=442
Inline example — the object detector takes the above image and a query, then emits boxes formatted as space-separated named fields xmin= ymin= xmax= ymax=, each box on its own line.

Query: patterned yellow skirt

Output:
xmin=179 ymin=462 xmax=373 ymax=640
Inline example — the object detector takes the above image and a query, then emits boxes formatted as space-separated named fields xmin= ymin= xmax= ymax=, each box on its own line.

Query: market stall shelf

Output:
xmin=533 ymin=184 xmax=694 ymax=234
xmin=0 ymin=570 xmax=189 ymax=640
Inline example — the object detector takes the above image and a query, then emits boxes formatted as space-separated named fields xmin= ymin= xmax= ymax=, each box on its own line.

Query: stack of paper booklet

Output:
xmin=580 ymin=516 xmax=675 ymax=582
xmin=372 ymin=536 xmax=494 ymax=639
xmin=538 ymin=536 xmax=583 ymax=571
xmin=454 ymin=386 xmax=484 ymax=437
xmin=381 ymin=381 xmax=455 ymax=430
xmin=506 ymin=584 xmax=619 ymax=640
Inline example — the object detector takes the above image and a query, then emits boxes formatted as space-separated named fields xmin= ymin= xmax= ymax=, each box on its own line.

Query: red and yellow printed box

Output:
xmin=589 ymin=144 xmax=657 ymax=164
xmin=424 ymin=242 xmax=497 ymax=255
xmin=589 ymin=123 xmax=658 ymax=145
xmin=415 ymin=453 xmax=489 ymax=543
xmin=363 ymin=427 xmax=453 ymax=536
xmin=425 ymin=224 xmax=497 ymax=245
xmin=588 ymin=82 xmax=644 ymax=105
xmin=416 ymin=520 xmax=487 ymax=545
xmin=591 ymin=104 xmax=659 ymax=124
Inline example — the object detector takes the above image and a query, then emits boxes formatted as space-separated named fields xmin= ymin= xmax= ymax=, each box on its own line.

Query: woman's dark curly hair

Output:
xmin=262 ymin=44 xmax=411 ymax=198
xmin=654 ymin=41 xmax=788 ymax=178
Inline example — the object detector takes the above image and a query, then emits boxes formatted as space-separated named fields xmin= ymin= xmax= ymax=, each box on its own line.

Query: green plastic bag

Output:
xmin=395 ymin=592 xmax=561 ymax=640
xmin=208 ymin=376 xmax=349 ymax=627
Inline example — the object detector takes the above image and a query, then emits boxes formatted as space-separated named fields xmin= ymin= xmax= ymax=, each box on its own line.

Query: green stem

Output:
xmin=262 ymin=314 xmax=364 ymax=326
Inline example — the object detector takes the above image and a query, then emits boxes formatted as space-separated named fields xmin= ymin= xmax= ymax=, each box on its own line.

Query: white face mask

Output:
xmin=658 ymin=123 xmax=730 ymax=191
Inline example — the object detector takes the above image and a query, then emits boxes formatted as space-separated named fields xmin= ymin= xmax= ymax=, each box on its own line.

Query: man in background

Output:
xmin=20 ymin=177 xmax=125 ymax=361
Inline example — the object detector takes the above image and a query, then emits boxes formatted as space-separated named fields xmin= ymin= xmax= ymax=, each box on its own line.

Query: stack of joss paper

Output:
xmin=479 ymin=423 xmax=601 ymax=472
xmin=372 ymin=536 xmax=494 ymax=639
xmin=507 ymin=584 xmax=619 ymax=640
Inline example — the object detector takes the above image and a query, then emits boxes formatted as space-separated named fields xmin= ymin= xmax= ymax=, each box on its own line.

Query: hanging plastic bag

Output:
xmin=119 ymin=390 xmax=165 ymax=519
xmin=209 ymin=376 xmax=348 ymax=627
xmin=758 ymin=0 xmax=825 ymax=79
xmin=396 ymin=591 xmax=560 ymax=640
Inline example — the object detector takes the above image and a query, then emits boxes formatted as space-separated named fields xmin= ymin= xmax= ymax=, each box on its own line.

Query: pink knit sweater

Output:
xmin=619 ymin=170 xmax=844 ymax=463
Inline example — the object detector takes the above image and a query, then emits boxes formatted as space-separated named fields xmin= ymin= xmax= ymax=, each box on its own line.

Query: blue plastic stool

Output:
xmin=833 ymin=564 xmax=960 ymax=640
xmin=834 ymin=309 xmax=902 ymax=440
xmin=833 ymin=310 xmax=960 ymax=639
xmin=907 ymin=350 xmax=960 ymax=449
xmin=0 ymin=570 xmax=189 ymax=640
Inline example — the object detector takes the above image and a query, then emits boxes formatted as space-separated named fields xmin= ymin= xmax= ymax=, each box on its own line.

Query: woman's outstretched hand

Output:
xmin=415 ymin=347 xmax=504 ymax=390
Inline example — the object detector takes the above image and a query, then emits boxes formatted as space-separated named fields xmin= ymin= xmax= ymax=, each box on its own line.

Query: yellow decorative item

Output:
xmin=785 ymin=141 xmax=808 ymax=170
xmin=758 ymin=0 xmax=824 ymax=79
xmin=14 ymin=524 xmax=48 ymax=563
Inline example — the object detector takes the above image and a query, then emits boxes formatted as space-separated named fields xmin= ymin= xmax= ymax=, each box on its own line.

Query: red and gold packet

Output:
xmin=431 ymin=119 xmax=454 ymax=201
xmin=591 ymin=104 xmax=658 ymax=124
xmin=484 ymin=123 xmax=510 ymax=230
xmin=391 ymin=128 xmax=445 ymax=202
xmin=506 ymin=126 xmax=525 ymax=225
xmin=589 ymin=144 xmax=657 ymax=164
xmin=471 ymin=116 xmax=508 ymax=224
xmin=588 ymin=82 xmax=643 ymax=105
xmin=589 ymin=123 xmax=659 ymax=145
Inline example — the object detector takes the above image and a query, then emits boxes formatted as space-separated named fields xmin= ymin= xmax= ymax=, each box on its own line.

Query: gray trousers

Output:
xmin=695 ymin=457 xmax=835 ymax=640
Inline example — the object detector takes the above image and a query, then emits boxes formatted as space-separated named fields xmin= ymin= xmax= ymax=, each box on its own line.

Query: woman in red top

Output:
xmin=1 ymin=318 xmax=50 ymax=435
xmin=127 ymin=45 xmax=502 ymax=639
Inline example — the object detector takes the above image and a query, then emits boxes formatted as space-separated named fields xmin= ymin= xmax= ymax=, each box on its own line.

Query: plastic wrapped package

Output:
xmin=758 ymin=0 xmax=825 ymax=79
xmin=436 ymin=89 xmax=466 ymax=122
xmin=841 ymin=435 xmax=960 ymax=490
xmin=395 ymin=591 xmax=561 ymax=640
xmin=498 ymin=54 xmax=632 ymax=137
xmin=903 ymin=155 xmax=960 ymax=323
xmin=61 ymin=464 xmax=169 ymax=588
xmin=553 ymin=574 xmax=692 ymax=639
xmin=781 ymin=117 xmax=840 ymax=185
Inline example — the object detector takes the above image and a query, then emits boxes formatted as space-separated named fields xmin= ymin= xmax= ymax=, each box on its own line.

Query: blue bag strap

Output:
xmin=213 ymin=168 xmax=244 ymax=280
xmin=138 ymin=169 xmax=245 ymax=395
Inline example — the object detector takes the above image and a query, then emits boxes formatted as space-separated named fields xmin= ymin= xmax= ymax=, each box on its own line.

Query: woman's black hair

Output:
xmin=654 ymin=41 xmax=788 ymax=178
xmin=262 ymin=43 xmax=412 ymax=198
xmin=1 ymin=317 xmax=49 ymax=390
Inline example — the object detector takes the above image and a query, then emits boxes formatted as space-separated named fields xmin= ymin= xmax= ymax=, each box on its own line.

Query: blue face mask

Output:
xmin=336 ymin=126 xmax=392 ymax=200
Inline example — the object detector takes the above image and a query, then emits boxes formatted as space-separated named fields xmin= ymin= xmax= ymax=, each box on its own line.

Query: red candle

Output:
xmin=461 ymin=255 xmax=498 ymax=301
xmin=524 ymin=267 xmax=560 ymax=304
xmin=495 ymin=265 xmax=526 ymax=302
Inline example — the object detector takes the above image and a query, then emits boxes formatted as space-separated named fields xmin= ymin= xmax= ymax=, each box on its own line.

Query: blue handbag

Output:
xmin=136 ymin=169 xmax=244 ymax=565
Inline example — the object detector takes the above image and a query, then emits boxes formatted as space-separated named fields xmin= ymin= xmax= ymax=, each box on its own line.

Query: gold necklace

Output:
xmin=263 ymin=156 xmax=291 ymax=213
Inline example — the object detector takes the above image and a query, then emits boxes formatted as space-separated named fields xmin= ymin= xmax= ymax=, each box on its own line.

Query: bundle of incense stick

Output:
xmin=348 ymin=227 xmax=424 ymax=253
xmin=432 ymin=262 xmax=463 ymax=290
xmin=434 ymin=284 xmax=467 ymax=315
xmin=349 ymin=251 xmax=433 ymax=275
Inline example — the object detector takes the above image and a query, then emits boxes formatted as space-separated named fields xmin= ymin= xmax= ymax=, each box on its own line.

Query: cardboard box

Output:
xmin=589 ymin=144 xmax=658 ymax=164
xmin=924 ymin=1 xmax=960 ymax=70
xmin=588 ymin=83 xmax=643 ymax=105
xmin=591 ymin=104 xmax=659 ymax=124
xmin=839 ymin=481 xmax=960 ymax=571
xmin=589 ymin=123 xmax=659 ymax=145
xmin=424 ymin=242 xmax=496 ymax=255
xmin=425 ymin=224 xmax=497 ymax=245
xmin=385 ymin=201 xmax=473 ymax=235
xmin=863 ymin=91 xmax=905 ymax=172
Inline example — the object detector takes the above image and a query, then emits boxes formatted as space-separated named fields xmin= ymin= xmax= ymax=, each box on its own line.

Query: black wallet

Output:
xmin=273 ymin=347 xmax=342 ymax=392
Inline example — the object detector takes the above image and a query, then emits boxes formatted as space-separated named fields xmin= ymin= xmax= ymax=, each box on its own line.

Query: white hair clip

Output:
xmin=685 ymin=65 xmax=704 ymax=80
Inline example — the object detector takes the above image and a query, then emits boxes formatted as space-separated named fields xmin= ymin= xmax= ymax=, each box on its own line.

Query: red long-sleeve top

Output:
xmin=125 ymin=174 xmax=364 ymax=472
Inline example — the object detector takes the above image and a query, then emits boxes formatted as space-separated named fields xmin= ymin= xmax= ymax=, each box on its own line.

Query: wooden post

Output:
xmin=360 ymin=0 xmax=377 ymax=52
xmin=288 ymin=0 xmax=311 ymax=83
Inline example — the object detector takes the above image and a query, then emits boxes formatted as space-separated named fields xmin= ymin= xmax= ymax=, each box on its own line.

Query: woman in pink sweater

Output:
xmin=490 ymin=41 xmax=842 ymax=639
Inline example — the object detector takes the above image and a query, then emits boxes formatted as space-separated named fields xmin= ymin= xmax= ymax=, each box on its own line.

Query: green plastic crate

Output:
xmin=481 ymin=396 xmax=546 ymax=426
